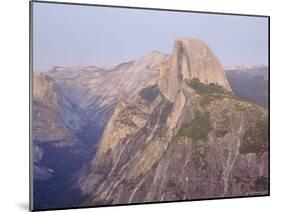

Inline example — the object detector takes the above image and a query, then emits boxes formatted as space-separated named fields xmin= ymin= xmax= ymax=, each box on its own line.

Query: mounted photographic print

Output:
xmin=30 ymin=1 xmax=270 ymax=211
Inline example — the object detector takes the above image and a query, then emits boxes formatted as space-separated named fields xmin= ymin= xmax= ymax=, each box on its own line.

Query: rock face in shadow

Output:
xmin=76 ymin=39 xmax=268 ymax=205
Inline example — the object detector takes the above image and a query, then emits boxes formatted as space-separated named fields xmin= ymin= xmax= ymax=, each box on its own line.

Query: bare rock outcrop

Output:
xmin=76 ymin=38 xmax=267 ymax=206
xmin=158 ymin=38 xmax=232 ymax=102
xmin=78 ymin=81 xmax=268 ymax=205
xmin=33 ymin=72 xmax=85 ymax=146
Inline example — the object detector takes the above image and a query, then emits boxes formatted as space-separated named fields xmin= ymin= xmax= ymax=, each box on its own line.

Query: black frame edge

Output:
xmin=31 ymin=0 xmax=270 ymax=18
xmin=29 ymin=1 xmax=34 ymax=211
xmin=267 ymin=16 xmax=270 ymax=196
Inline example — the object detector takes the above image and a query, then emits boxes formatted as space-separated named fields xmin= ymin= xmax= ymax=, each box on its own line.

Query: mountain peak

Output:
xmin=158 ymin=38 xmax=232 ymax=102
xmin=174 ymin=37 xmax=206 ymax=45
xmin=172 ymin=38 xmax=231 ymax=89
xmin=135 ymin=50 xmax=167 ymax=66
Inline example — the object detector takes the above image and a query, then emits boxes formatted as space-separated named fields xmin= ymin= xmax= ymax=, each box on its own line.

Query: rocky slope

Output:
xmin=33 ymin=72 xmax=86 ymax=146
xmin=45 ymin=39 xmax=231 ymax=125
xmin=33 ymin=51 xmax=169 ymax=209
xmin=46 ymin=51 xmax=168 ymax=126
xmin=33 ymin=72 xmax=90 ymax=182
xmin=33 ymin=72 xmax=95 ymax=209
xmin=76 ymin=39 xmax=268 ymax=205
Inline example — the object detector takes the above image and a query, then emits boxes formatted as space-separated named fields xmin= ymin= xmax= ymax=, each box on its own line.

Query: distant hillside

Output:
xmin=226 ymin=66 xmax=268 ymax=107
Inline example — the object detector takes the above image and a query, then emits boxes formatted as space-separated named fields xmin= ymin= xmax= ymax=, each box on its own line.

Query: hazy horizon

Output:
xmin=33 ymin=2 xmax=269 ymax=71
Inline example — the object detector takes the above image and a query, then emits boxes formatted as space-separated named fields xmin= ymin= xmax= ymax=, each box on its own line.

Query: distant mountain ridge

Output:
xmin=225 ymin=66 xmax=268 ymax=107
xmin=46 ymin=38 xmax=232 ymax=127
xmin=225 ymin=64 xmax=267 ymax=71
xmin=46 ymin=51 xmax=168 ymax=127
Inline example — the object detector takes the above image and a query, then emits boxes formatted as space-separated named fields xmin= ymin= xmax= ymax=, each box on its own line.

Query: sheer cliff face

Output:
xmin=77 ymin=38 xmax=268 ymax=205
xmin=158 ymin=38 xmax=232 ymax=102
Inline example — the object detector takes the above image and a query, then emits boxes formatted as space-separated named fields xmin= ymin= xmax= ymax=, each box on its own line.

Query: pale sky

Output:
xmin=33 ymin=2 xmax=269 ymax=71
